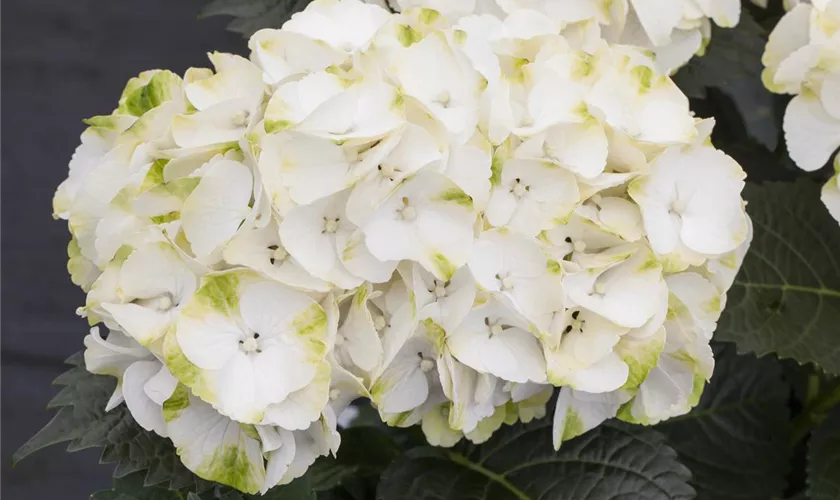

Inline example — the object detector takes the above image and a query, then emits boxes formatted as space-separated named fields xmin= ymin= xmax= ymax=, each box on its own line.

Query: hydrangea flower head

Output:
xmin=57 ymin=0 xmax=751 ymax=492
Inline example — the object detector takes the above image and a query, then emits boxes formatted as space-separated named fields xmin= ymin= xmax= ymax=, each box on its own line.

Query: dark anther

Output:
xmin=563 ymin=325 xmax=572 ymax=334
xmin=267 ymin=245 xmax=279 ymax=251
xmin=564 ymin=237 xmax=572 ymax=243
xmin=571 ymin=310 xmax=580 ymax=320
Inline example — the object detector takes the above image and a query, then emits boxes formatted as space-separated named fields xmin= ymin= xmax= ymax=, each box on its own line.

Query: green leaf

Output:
xmin=376 ymin=420 xmax=695 ymax=500
xmin=14 ymin=353 xmax=209 ymax=492
xmin=91 ymin=472 xmax=188 ymax=500
xmin=808 ymin=405 xmax=840 ymax=499
xmin=261 ymin=475 xmax=316 ymax=500
xmin=656 ymin=343 xmax=791 ymax=499
xmin=199 ymin=0 xmax=314 ymax=37
xmin=717 ymin=180 xmax=840 ymax=374
xmin=673 ymin=11 xmax=778 ymax=150
xmin=16 ymin=352 xmax=408 ymax=499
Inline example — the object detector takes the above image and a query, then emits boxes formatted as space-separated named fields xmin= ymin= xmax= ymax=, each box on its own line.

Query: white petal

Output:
xmin=102 ymin=303 xmax=173 ymax=347
xmin=784 ymin=91 xmax=840 ymax=171
xmin=552 ymin=387 xmax=630 ymax=449
xmin=123 ymin=360 xmax=168 ymax=436
xmin=448 ymin=302 xmax=546 ymax=383
xmin=262 ymin=362 xmax=331 ymax=430
xmin=182 ymin=160 xmax=253 ymax=258
xmin=629 ymin=0 xmax=682 ymax=45
xmin=144 ymin=364 xmax=179 ymax=406
xmin=164 ymin=388 xmax=266 ymax=494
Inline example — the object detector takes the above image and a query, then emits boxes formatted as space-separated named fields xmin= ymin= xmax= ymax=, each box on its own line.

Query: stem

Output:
xmin=790 ymin=378 xmax=840 ymax=447
xmin=806 ymin=375 xmax=821 ymax=405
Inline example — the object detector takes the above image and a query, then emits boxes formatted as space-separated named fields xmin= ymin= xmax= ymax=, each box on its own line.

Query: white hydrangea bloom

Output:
xmin=763 ymin=0 xmax=840 ymax=222
xmin=377 ymin=0 xmax=754 ymax=74
xmin=56 ymin=0 xmax=754 ymax=492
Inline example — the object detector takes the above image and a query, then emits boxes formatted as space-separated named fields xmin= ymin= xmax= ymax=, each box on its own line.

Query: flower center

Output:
xmin=398 ymin=197 xmax=417 ymax=221
xmin=267 ymin=245 xmax=288 ymax=265
xmin=563 ymin=310 xmax=585 ymax=334
xmin=432 ymin=279 xmax=448 ymax=299
xmin=232 ymin=110 xmax=250 ymax=128
xmin=593 ymin=282 xmax=606 ymax=295
xmin=419 ymin=357 xmax=435 ymax=372
xmin=323 ymin=216 xmax=340 ymax=234
xmin=485 ymin=317 xmax=505 ymax=336
xmin=373 ymin=315 xmax=387 ymax=331
xmin=329 ymin=389 xmax=341 ymax=401
xmin=511 ymin=178 xmax=530 ymax=199
xmin=436 ymin=92 xmax=451 ymax=108
xmin=573 ymin=240 xmax=587 ymax=253
xmin=241 ymin=337 xmax=259 ymax=353
xmin=379 ymin=163 xmax=398 ymax=180
xmin=496 ymin=273 xmax=515 ymax=291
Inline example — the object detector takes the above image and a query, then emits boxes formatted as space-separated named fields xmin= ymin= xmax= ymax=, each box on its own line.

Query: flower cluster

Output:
xmin=762 ymin=0 xmax=840 ymax=221
xmin=375 ymin=0 xmax=752 ymax=74
xmin=55 ymin=0 xmax=751 ymax=494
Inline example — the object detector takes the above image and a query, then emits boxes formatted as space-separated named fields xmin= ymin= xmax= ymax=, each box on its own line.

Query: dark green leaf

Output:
xmin=656 ymin=343 xmax=791 ymax=499
xmin=808 ymin=405 xmax=840 ymax=499
xmin=376 ymin=420 xmax=694 ymax=500
xmin=200 ymin=0 xmax=314 ymax=37
xmin=262 ymin=475 xmax=316 ymax=500
xmin=16 ymin=353 xmax=404 ymax=499
xmin=200 ymin=0 xmax=279 ymax=18
xmin=331 ymin=426 xmax=401 ymax=474
xmin=91 ymin=472 xmax=185 ymax=500
xmin=673 ymin=12 xmax=778 ymax=150
xmin=14 ymin=354 xmax=208 ymax=492
xmin=717 ymin=180 xmax=840 ymax=373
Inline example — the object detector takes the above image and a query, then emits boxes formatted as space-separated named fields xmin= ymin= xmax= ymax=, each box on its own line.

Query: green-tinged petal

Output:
xmin=67 ymin=238 xmax=100 ymax=291
xmin=164 ymin=389 xmax=266 ymax=494
xmin=119 ymin=70 xmax=184 ymax=117
xmin=421 ymin=405 xmax=463 ymax=447
xmin=615 ymin=326 xmax=666 ymax=391
xmin=552 ymin=387 xmax=631 ymax=450
xmin=262 ymin=361 xmax=331 ymax=430
xmin=464 ymin=404 xmax=507 ymax=444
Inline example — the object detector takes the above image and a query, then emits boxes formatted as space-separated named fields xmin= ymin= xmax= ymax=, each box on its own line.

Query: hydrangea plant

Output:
xmin=15 ymin=1 xmax=840 ymax=499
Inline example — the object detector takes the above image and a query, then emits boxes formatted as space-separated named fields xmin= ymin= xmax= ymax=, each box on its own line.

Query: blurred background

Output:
xmin=1 ymin=1 xmax=245 ymax=497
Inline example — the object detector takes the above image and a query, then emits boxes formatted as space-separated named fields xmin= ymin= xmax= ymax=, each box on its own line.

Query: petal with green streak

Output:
xmin=616 ymin=327 xmax=666 ymax=391
xmin=164 ymin=388 xmax=266 ymax=494
xmin=119 ymin=70 xmax=184 ymax=117
xmin=162 ymin=328 xmax=216 ymax=404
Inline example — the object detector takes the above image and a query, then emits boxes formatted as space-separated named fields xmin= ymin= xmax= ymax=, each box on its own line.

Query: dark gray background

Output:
xmin=1 ymin=1 xmax=245 ymax=497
